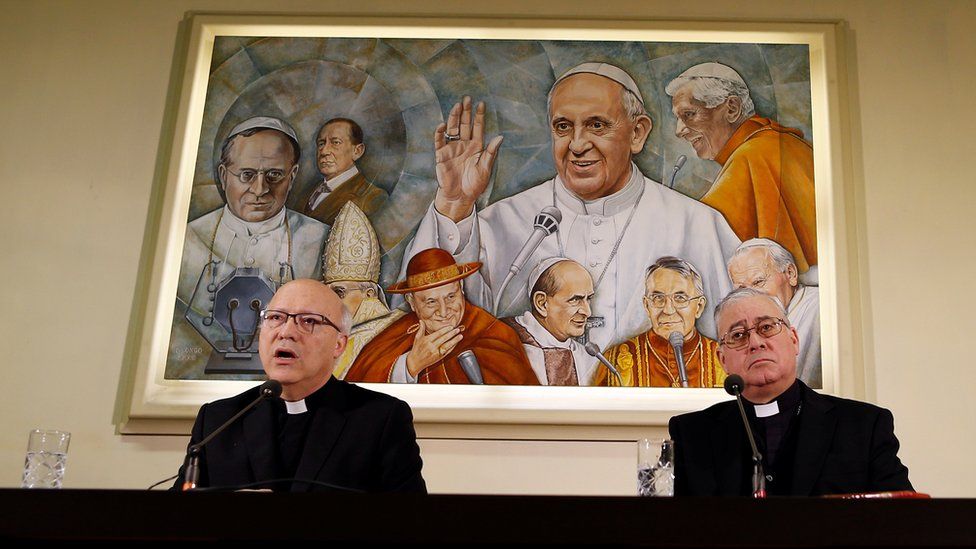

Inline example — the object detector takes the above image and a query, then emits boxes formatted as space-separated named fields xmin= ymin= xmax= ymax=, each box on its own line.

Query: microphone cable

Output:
xmin=190 ymin=478 xmax=366 ymax=493
xmin=147 ymin=474 xmax=179 ymax=490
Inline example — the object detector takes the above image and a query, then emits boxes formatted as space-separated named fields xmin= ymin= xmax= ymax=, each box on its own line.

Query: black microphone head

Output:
xmin=668 ymin=331 xmax=685 ymax=348
xmin=259 ymin=379 xmax=283 ymax=399
xmin=724 ymin=374 xmax=745 ymax=396
xmin=534 ymin=206 xmax=562 ymax=235
xmin=583 ymin=342 xmax=601 ymax=357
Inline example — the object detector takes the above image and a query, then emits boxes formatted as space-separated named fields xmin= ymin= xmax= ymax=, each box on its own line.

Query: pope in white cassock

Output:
xmin=171 ymin=116 xmax=329 ymax=378
xmin=402 ymin=63 xmax=741 ymax=350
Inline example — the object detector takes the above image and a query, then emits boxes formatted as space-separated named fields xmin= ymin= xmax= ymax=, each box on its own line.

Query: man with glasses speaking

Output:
xmin=597 ymin=257 xmax=725 ymax=387
xmin=668 ymin=288 xmax=912 ymax=496
xmin=174 ymin=279 xmax=426 ymax=493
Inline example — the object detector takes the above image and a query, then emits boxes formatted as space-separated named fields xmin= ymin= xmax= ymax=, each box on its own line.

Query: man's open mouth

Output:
xmin=275 ymin=349 xmax=297 ymax=359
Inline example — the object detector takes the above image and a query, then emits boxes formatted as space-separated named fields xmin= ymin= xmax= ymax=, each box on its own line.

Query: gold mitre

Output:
xmin=322 ymin=202 xmax=381 ymax=284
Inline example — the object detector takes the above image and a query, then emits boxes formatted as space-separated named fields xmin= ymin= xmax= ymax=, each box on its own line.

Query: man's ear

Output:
xmin=725 ymin=95 xmax=743 ymax=124
xmin=532 ymin=291 xmax=549 ymax=318
xmin=630 ymin=114 xmax=653 ymax=154
xmin=786 ymin=263 xmax=798 ymax=287
xmin=693 ymin=295 xmax=706 ymax=320
xmin=287 ymin=164 xmax=299 ymax=194
xmin=333 ymin=333 xmax=349 ymax=359
xmin=404 ymin=294 xmax=415 ymax=312
xmin=353 ymin=143 xmax=365 ymax=162
xmin=365 ymin=285 xmax=376 ymax=299
xmin=217 ymin=164 xmax=228 ymax=192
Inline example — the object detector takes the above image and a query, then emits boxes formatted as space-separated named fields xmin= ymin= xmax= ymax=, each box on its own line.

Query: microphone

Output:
xmin=723 ymin=374 xmax=766 ymax=498
xmin=668 ymin=155 xmax=687 ymax=188
xmin=493 ymin=207 xmax=562 ymax=315
xmin=584 ymin=342 xmax=623 ymax=386
xmin=457 ymin=350 xmax=484 ymax=385
xmin=668 ymin=331 xmax=690 ymax=388
xmin=181 ymin=380 xmax=282 ymax=491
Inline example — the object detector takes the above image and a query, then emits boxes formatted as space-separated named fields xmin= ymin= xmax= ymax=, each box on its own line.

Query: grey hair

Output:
xmin=644 ymin=256 xmax=705 ymax=297
xmin=338 ymin=305 xmax=353 ymax=335
xmin=665 ymin=76 xmax=755 ymax=121
xmin=547 ymin=81 xmax=646 ymax=121
xmin=713 ymin=287 xmax=790 ymax=332
xmin=729 ymin=238 xmax=796 ymax=272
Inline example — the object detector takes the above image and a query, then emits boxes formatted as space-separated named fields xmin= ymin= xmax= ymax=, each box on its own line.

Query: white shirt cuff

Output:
xmin=433 ymin=207 xmax=475 ymax=254
xmin=389 ymin=353 xmax=418 ymax=384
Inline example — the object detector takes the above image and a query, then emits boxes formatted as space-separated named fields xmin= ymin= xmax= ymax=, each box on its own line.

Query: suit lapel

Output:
xmin=790 ymin=384 xmax=837 ymax=496
xmin=314 ymin=174 xmax=368 ymax=223
xmin=292 ymin=379 xmax=348 ymax=491
xmin=242 ymin=399 xmax=278 ymax=484
xmin=714 ymin=404 xmax=748 ymax=495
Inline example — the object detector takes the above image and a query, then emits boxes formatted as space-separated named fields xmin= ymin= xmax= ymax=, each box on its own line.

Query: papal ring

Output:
xmin=444 ymin=133 xmax=461 ymax=142
xmin=438 ymin=346 xmax=446 ymax=355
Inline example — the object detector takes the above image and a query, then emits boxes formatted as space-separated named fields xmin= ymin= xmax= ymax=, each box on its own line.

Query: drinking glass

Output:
xmin=22 ymin=429 xmax=70 ymax=489
xmin=637 ymin=438 xmax=674 ymax=496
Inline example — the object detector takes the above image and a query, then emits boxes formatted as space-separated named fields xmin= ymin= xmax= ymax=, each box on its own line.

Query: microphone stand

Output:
xmin=731 ymin=390 xmax=767 ymax=499
xmin=181 ymin=381 xmax=281 ymax=491
xmin=668 ymin=331 xmax=690 ymax=388
xmin=584 ymin=342 xmax=623 ymax=386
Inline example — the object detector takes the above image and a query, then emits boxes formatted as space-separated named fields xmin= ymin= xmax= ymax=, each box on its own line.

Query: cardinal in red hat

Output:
xmin=344 ymin=248 xmax=538 ymax=385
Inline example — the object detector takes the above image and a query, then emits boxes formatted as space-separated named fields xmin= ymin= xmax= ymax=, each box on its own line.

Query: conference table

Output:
xmin=2 ymin=489 xmax=974 ymax=546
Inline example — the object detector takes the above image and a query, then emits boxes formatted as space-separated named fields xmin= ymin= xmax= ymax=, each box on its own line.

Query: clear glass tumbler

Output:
xmin=637 ymin=438 xmax=674 ymax=496
xmin=22 ymin=429 xmax=70 ymax=489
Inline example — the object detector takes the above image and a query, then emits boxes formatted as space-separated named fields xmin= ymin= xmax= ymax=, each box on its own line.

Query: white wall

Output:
xmin=1 ymin=0 xmax=974 ymax=496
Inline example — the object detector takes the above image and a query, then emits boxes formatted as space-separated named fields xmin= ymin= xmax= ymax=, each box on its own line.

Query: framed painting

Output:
xmin=123 ymin=14 xmax=856 ymax=431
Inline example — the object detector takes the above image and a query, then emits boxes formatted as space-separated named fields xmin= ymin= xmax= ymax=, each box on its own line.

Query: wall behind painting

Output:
xmin=1 ymin=0 xmax=973 ymax=495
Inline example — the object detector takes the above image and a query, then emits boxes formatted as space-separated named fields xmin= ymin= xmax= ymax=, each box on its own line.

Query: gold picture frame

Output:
xmin=120 ymin=14 xmax=856 ymax=435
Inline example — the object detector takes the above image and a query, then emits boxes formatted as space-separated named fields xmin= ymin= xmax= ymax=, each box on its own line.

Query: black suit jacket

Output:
xmin=298 ymin=172 xmax=388 ymax=226
xmin=173 ymin=378 xmax=426 ymax=493
xmin=668 ymin=381 xmax=912 ymax=496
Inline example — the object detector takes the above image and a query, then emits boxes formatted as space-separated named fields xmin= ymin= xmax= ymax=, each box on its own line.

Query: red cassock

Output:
xmin=344 ymin=302 xmax=539 ymax=385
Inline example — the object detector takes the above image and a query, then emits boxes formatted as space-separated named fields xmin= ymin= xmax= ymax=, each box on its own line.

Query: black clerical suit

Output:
xmin=173 ymin=377 xmax=426 ymax=492
xmin=668 ymin=380 xmax=912 ymax=496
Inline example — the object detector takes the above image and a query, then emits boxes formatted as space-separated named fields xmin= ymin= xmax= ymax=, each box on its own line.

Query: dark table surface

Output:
xmin=2 ymin=489 xmax=975 ymax=547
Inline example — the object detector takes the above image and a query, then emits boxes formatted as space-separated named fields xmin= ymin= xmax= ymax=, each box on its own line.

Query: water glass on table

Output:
xmin=637 ymin=438 xmax=674 ymax=496
xmin=22 ymin=429 xmax=70 ymax=489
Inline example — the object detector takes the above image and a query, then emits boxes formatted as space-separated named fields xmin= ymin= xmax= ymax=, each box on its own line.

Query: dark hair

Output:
xmin=530 ymin=261 xmax=568 ymax=312
xmin=644 ymin=256 xmax=704 ymax=296
xmin=322 ymin=118 xmax=364 ymax=146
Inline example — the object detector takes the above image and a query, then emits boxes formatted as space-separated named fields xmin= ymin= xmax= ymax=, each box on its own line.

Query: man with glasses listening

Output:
xmin=728 ymin=238 xmax=821 ymax=388
xmin=597 ymin=256 xmax=725 ymax=387
xmin=668 ymin=287 xmax=912 ymax=496
xmin=174 ymin=279 xmax=426 ymax=493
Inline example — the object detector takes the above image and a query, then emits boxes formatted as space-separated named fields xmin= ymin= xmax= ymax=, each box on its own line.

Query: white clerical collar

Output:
xmin=221 ymin=205 xmax=286 ymax=237
xmin=553 ymin=162 xmax=644 ymax=217
xmin=284 ymin=399 xmax=308 ymax=415
xmin=754 ymin=401 xmax=780 ymax=418
xmin=516 ymin=310 xmax=576 ymax=350
xmin=323 ymin=165 xmax=359 ymax=192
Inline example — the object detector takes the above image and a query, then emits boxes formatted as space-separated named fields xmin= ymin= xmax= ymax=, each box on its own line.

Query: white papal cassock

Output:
xmin=403 ymin=164 xmax=741 ymax=350
xmin=788 ymin=284 xmax=821 ymax=388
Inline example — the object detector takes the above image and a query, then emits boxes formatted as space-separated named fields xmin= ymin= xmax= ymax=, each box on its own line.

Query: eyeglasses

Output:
xmin=719 ymin=318 xmax=788 ymax=349
xmin=225 ymin=167 xmax=289 ymax=185
xmin=646 ymin=293 xmax=703 ymax=309
xmin=260 ymin=309 xmax=341 ymax=335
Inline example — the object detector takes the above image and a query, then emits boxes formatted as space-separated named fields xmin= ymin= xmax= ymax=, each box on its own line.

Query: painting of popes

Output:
xmin=165 ymin=35 xmax=820 ymax=389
